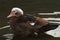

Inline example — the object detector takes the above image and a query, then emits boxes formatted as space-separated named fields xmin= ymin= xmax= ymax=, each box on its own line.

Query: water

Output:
xmin=0 ymin=17 xmax=60 ymax=40
xmin=0 ymin=14 xmax=60 ymax=40
xmin=0 ymin=0 xmax=60 ymax=40
xmin=45 ymin=25 xmax=60 ymax=37
xmin=2 ymin=34 xmax=14 ymax=40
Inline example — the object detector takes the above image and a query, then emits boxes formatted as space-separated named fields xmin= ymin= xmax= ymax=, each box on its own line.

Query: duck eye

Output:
xmin=13 ymin=11 xmax=18 ymax=15
xmin=15 ymin=12 xmax=18 ymax=15
xmin=13 ymin=11 xmax=17 ymax=13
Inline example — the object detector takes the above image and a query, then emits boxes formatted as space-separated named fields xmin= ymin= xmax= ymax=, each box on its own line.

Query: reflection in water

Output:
xmin=1 ymin=29 xmax=60 ymax=40
xmin=1 ymin=33 xmax=59 ymax=40
xmin=1 ymin=18 xmax=60 ymax=40
xmin=2 ymin=34 xmax=14 ymax=40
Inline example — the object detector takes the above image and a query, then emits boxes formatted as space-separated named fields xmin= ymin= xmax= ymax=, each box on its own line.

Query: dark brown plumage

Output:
xmin=8 ymin=14 xmax=49 ymax=37
xmin=7 ymin=8 xmax=60 ymax=38
xmin=7 ymin=7 xmax=49 ymax=37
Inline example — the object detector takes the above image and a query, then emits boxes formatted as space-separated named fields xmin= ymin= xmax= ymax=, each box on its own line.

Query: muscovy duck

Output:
xmin=7 ymin=7 xmax=59 ymax=37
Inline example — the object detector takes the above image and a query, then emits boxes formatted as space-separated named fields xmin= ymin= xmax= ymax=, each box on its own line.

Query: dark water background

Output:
xmin=0 ymin=0 xmax=60 ymax=40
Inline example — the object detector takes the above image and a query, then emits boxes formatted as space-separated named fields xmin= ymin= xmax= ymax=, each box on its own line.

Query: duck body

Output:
xmin=7 ymin=7 xmax=49 ymax=37
xmin=9 ymin=14 xmax=39 ymax=37
xmin=9 ymin=14 xmax=59 ymax=37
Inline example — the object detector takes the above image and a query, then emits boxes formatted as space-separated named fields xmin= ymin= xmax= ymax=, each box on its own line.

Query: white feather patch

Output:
xmin=30 ymin=23 xmax=35 ymax=26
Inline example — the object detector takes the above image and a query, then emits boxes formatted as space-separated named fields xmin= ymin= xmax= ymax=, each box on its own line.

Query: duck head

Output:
xmin=7 ymin=7 xmax=23 ymax=18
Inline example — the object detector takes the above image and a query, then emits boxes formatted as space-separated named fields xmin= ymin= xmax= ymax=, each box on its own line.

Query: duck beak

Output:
xmin=7 ymin=11 xmax=15 ymax=18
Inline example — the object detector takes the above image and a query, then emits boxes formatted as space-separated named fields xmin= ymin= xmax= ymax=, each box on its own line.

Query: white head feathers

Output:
xmin=11 ymin=7 xmax=23 ymax=15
